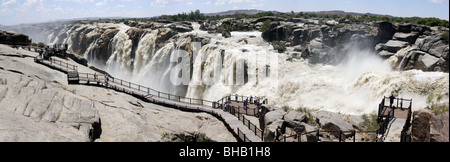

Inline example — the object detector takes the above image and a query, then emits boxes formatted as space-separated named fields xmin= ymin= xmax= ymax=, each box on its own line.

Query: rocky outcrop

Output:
xmin=86 ymin=28 xmax=120 ymax=64
xmin=411 ymin=109 xmax=449 ymax=142
xmin=431 ymin=111 xmax=449 ymax=142
xmin=0 ymin=45 xmax=237 ymax=142
xmin=0 ymin=30 xmax=31 ymax=46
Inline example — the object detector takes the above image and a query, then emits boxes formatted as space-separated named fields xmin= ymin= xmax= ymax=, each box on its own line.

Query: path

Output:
xmin=34 ymin=56 xmax=263 ymax=142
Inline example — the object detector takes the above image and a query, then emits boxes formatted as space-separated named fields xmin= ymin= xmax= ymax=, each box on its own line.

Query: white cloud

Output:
xmin=116 ymin=4 xmax=125 ymax=7
xmin=186 ymin=1 xmax=193 ymax=5
xmin=215 ymin=0 xmax=226 ymax=6
xmin=96 ymin=0 xmax=107 ymax=6
xmin=1 ymin=0 xmax=17 ymax=7
xmin=151 ymin=0 xmax=169 ymax=7
xmin=215 ymin=0 xmax=263 ymax=6
xmin=428 ymin=0 xmax=446 ymax=3
xmin=53 ymin=0 xmax=94 ymax=3
xmin=203 ymin=0 xmax=211 ymax=5
xmin=151 ymin=0 xmax=192 ymax=7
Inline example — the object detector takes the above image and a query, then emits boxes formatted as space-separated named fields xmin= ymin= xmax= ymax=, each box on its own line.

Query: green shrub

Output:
xmin=259 ymin=20 xmax=272 ymax=33
xmin=271 ymin=41 xmax=286 ymax=53
xmin=361 ymin=112 xmax=379 ymax=131
xmin=426 ymin=93 xmax=449 ymax=115
xmin=37 ymin=42 xmax=46 ymax=48
xmin=441 ymin=31 xmax=449 ymax=44
xmin=296 ymin=107 xmax=315 ymax=124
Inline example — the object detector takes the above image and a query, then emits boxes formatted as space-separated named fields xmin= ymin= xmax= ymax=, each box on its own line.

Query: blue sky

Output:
xmin=1 ymin=0 xmax=449 ymax=25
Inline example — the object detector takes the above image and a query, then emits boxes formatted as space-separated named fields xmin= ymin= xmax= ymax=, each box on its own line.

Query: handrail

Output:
xmin=34 ymin=52 xmax=264 ymax=142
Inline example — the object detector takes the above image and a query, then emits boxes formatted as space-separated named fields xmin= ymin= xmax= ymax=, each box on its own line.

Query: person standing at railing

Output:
xmin=249 ymin=95 xmax=253 ymax=104
xmin=389 ymin=94 xmax=395 ymax=108
xmin=222 ymin=102 xmax=226 ymax=111
xmin=104 ymin=74 xmax=109 ymax=86
xmin=235 ymin=94 xmax=239 ymax=102
xmin=227 ymin=94 xmax=231 ymax=103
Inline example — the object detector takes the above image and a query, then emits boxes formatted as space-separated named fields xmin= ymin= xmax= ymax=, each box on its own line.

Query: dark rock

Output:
xmin=222 ymin=30 xmax=231 ymax=38
xmin=431 ymin=111 xmax=449 ymax=142
xmin=393 ymin=32 xmax=419 ymax=44
xmin=0 ymin=30 xmax=32 ymax=46
xmin=411 ymin=109 xmax=433 ymax=142
xmin=376 ymin=21 xmax=396 ymax=42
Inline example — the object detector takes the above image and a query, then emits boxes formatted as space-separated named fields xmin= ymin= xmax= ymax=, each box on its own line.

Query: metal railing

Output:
xmin=34 ymin=56 xmax=78 ymax=73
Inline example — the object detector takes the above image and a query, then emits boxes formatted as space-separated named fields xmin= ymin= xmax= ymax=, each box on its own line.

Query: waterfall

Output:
xmin=105 ymin=24 xmax=133 ymax=79
xmin=51 ymin=22 xmax=447 ymax=115
xmin=133 ymin=29 xmax=159 ymax=77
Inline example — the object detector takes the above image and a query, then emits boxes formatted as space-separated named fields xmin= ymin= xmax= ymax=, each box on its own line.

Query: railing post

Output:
xmin=158 ymin=91 xmax=160 ymax=98
xmin=353 ymin=130 xmax=356 ymax=142
xmin=190 ymin=98 xmax=192 ymax=104
xmin=339 ymin=131 xmax=342 ymax=142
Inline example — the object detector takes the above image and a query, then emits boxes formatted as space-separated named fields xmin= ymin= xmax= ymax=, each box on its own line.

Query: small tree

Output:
xmin=259 ymin=20 xmax=272 ymax=33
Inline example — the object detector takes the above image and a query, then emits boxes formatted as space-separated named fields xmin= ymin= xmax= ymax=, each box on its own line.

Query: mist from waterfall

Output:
xmin=49 ymin=22 xmax=448 ymax=115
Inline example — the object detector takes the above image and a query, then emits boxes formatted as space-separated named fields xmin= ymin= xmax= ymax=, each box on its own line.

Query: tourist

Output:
xmin=275 ymin=126 xmax=282 ymax=142
xmin=249 ymin=95 xmax=253 ymax=104
xmin=104 ymin=74 xmax=108 ymax=86
xmin=235 ymin=94 xmax=238 ymax=102
xmin=227 ymin=94 xmax=231 ymax=103
xmin=389 ymin=94 xmax=395 ymax=107
xmin=222 ymin=102 xmax=226 ymax=111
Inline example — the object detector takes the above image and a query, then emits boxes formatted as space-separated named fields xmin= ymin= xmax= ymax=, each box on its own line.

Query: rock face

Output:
xmin=411 ymin=109 xmax=433 ymax=142
xmin=430 ymin=111 xmax=449 ymax=142
xmin=0 ymin=45 xmax=236 ymax=142
xmin=0 ymin=30 xmax=31 ymax=46
xmin=411 ymin=108 xmax=449 ymax=142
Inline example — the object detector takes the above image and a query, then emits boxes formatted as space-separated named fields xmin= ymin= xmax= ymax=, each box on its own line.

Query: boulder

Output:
xmin=264 ymin=108 xmax=286 ymax=126
xmin=376 ymin=21 xmax=396 ymax=41
xmin=420 ymin=53 xmax=440 ymax=70
xmin=174 ymin=25 xmax=193 ymax=33
xmin=283 ymin=111 xmax=307 ymax=126
xmin=0 ymin=30 xmax=32 ymax=46
xmin=320 ymin=118 xmax=354 ymax=138
xmin=411 ymin=109 xmax=433 ymax=142
xmin=378 ymin=50 xmax=395 ymax=58
xmin=380 ymin=40 xmax=409 ymax=53
xmin=431 ymin=111 xmax=449 ymax=142
xmin=393 ymin=32 xmax=419 ymax=44
xmin=221 ymin=30 xmax=231 ymax=38
xmin=263 ymin=119 xmax=284 ymax=142
xmin=395 ymin=23 xmax=413 ymax=33
xmin=416 ymin=34 xmax=448 ymax=58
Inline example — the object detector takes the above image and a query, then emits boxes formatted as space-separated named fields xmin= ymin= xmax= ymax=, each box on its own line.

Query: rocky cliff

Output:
xmin=0 ymin=30 xmax=31 ymax=46
xmin=0 ymin=44 xmax=236 ymax=142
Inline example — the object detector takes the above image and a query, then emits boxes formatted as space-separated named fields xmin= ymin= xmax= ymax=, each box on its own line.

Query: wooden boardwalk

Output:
xmin=35 ymin=56 xmax=263 ymax=142
xmin=377 ymin=97 xmax=413 ymax=142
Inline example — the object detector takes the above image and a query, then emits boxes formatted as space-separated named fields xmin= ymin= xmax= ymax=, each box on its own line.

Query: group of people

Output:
xmin=224 ymin=94 xmax=267 ymax=108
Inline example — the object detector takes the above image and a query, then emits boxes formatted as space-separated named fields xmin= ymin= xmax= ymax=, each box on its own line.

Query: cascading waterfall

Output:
xmin=105 ymin=24 xmax=133 ymax=79
xmin=57 ymin=22 xmax=447 ymax=116
xmin=133 ymin=30 xmax=159 ymax=77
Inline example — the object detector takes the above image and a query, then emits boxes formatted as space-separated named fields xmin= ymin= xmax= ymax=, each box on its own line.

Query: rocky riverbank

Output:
xmin=0 ymin=44 xmax=236 ymax=142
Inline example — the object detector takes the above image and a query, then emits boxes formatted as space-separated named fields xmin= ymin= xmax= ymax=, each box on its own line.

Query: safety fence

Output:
xmin=223 ymin=105 xmax=264 ymax=141
xmin=35 ymin=56 xmax=78 ymax=73
xmin=278 ymin=130 xmax=378 ymax=142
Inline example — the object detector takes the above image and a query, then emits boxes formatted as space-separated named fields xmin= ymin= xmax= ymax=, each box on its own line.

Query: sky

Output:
xmin=0 ymin=0 xmax=449 ymax=26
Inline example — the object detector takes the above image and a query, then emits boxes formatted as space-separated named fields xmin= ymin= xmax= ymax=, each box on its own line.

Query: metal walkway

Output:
xmin=35 ymin=56 xmax=263 ymax=142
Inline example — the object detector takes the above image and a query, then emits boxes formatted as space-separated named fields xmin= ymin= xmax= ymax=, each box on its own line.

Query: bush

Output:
xmin=296 ymin=107 xmax=315 ymax=124
xmin=37 ymin=42 xmax=46 ymax=48
xmin=426 ymin=93 xmax=449 ymax=115
xmin=441 ymin=31 xmax=449 ymax=44
xmin=259 ymin=20 xmax=272 ymax=33
xmin=361 ymin=112 xmax=379 ymax=131
xmin=271 ymin=41 xmax=286 ymax=53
